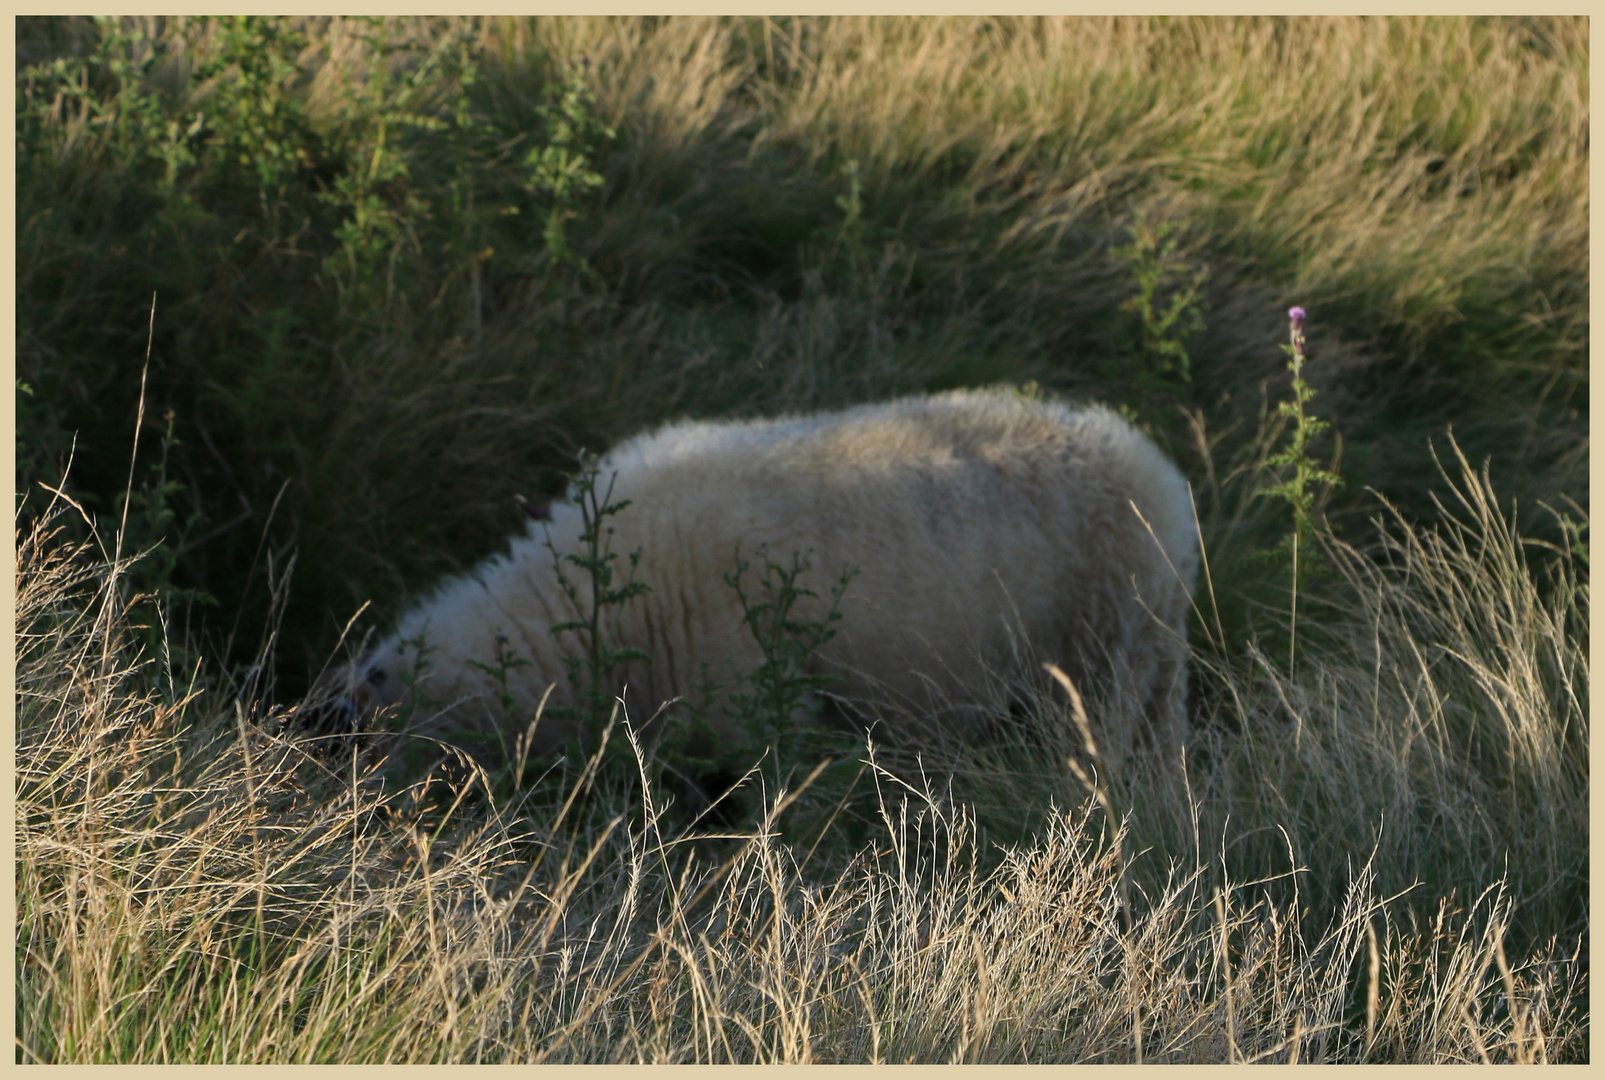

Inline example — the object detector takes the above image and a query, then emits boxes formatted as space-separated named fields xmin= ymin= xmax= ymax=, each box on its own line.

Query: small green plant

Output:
xmin=545 ymin=457 xmax=651 ymax=748
xmin=1112 ymin=216 xmax=1208 ymax=413
xmin=1010 ymin=379 xmax=1046 ymax=403
xmin=465 ymin=629 xmax=553 ymax=795
xmin=465 ymin=630 xmax=534 ymax=722
xmin=833 ymin=157 xmax=869 ymax=266
xmin=523 ymin=58 xmax=615 ymax=272
xmin=393 ymin=631 xmax=440 ymax=698
xmin=1258 ymin=306 xmax=1342 ymax=667
xmin=385 ymin=630 xmax=456 ymax=774
xmin=183 ymin=17 xmax=315 ymax=196
xmin=111 ymin=407 xmax=216 ymax=686
xmin=721 ymin=544 xmax=858 ymax=781
xmin=315 ymin=19 xmax=456 ymax=310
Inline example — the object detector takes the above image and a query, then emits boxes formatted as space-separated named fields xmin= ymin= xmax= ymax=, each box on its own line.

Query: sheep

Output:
xmin=316 ymin=387 xmax=1200 ymax=773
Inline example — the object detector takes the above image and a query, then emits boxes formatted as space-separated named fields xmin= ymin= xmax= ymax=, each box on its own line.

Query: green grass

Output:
xmin=14 ymin=15 xmax=1589 ymax=1063
xmin=16 ymin=15 xmax=1586 ymax=689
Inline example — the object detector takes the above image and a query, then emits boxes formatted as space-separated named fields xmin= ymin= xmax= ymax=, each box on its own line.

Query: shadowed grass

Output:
xmin=15 ymin=16 xmax=1588 ymax=1062
xmin=16 ymin=16 xmax=1587 ymax=693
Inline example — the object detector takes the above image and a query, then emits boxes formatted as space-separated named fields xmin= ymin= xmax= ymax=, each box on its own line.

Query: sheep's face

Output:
xmin=291 ymin=656 xmax=405 ymax=755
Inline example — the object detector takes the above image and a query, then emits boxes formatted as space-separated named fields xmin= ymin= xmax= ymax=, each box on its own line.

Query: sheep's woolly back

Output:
xmin=339 ymin=388 xmax=1199 ymax=767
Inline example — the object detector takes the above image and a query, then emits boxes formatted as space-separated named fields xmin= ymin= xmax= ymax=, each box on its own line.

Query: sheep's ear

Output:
xmin=515 ymin=494 xmax=551 ymax=521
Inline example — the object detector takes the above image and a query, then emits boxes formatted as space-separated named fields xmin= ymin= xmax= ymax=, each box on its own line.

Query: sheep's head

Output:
xmin=289 ymin=656 xmax=403 ymax=759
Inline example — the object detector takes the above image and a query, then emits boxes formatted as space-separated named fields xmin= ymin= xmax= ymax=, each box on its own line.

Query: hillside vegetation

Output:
xmin=14 ymin=16 xmax=1589 ymax=1063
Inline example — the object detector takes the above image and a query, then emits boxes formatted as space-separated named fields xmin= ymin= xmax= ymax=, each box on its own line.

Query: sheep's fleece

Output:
xmin=323 ymin=389 xmax=1199 ymax=768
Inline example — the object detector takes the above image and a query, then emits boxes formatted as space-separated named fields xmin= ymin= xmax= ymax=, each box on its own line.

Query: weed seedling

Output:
xmin=545 ymin=457 xmax=651 ymax=750
xmin=523 ymin=58 xmax=615 ymax=273
xmin=722 ymin=544 xmax=858 ymax=784
xmin=1113 ymin=216 xmax=1208 ymax=418
xmin=465 ymin=630 xmax=534 ymax=725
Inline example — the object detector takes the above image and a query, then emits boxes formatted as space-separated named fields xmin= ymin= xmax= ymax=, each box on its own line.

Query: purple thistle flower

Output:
xmin=1287 ymin=306 xmax=1308 ymax=365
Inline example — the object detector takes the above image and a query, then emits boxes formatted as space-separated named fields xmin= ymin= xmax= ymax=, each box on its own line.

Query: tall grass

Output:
xmin=1187 ymin=443 xmax=1586 ymax=949
xmin=15 ymin=16 xmax=1588 ymax=1062
xmin=16 ymin=16 xmax=1587 ymax=690
xmin=16 ymin=441 xmax=1587 ymax=1062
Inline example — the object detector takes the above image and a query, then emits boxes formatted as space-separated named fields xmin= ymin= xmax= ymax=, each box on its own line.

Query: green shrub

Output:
xmin=17 ymin=17 xmax=620 ymax=687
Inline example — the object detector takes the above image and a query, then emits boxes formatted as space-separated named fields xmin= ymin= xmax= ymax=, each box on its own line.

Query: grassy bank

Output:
xmin=16 ymin=15 xmax=1588 ymax=691
xmin=14 ymin=16 xmax=1589 ymax=1062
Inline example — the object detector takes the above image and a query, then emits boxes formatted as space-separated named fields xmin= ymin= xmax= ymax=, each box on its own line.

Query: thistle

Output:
xmin=1262 ymin=306 xmax=1342 ymax=668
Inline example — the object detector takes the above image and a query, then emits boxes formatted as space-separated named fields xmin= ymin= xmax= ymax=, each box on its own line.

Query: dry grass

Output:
xmin=1177 ymin=441 xmax=1589 ymax=949
xmin=15 ymin=16 xmax=1588 ymax=1063
xmin=550 ymin=15 xmax=1586 ymax=359
xmin=15 ymin=452 xmax=1587 ymax=1062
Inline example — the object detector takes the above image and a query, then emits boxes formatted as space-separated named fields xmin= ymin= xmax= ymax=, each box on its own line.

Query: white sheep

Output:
xmin=321 ymin=388 xmax=1199 ymax=771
